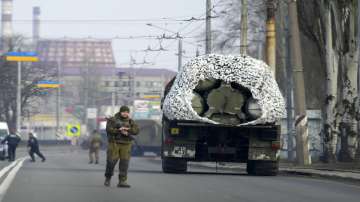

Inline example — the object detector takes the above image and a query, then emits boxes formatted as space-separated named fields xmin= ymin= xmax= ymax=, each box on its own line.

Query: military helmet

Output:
xmin=119 ymin=105 xmax=130 ymax=113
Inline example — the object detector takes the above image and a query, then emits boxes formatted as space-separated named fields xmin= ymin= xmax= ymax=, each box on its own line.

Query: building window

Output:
xmin=122 ymin=81 xmax=127 ymax=87
xmin=136 ymin=81 xmax=141 ymax=87
xmin=114 ymin=81 xmax=119 ymax=87
xmin=153 ymin=81 xmax=162 ymax=87
xmin=104 ymin=81 xmax=110 ymax=87
xmin=145 ymin=81 xmax=153 ymax=87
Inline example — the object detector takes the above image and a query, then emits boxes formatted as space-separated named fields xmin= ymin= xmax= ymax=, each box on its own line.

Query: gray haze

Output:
xmin=11 ymin=0 xmax=208 ymax=71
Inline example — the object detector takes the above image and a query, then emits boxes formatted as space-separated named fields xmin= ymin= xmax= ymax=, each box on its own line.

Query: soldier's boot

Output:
xmin=104 ymin=178 xmax=111 ymax=187
xmin=118 ymin=160 xmax=130 ymax=188
xmin=117 ymin=181 xmax=130 ymax=188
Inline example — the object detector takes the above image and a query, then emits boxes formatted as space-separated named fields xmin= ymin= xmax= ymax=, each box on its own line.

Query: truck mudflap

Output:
xmin=248 ymin=136 xmax=280 ymax=161
xmin=163 ymin=144 xmax=196 ymax=158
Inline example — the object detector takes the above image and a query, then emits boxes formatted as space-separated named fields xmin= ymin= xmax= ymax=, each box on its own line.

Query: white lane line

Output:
xmin=0 ymin=159 xmax=21 ymax=180
xmin=0 ymin=157 xmax=27 ymax=202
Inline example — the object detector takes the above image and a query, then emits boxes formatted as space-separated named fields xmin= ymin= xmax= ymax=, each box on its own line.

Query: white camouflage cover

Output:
xmin=163 ymin=54 xmax=286 ymax=125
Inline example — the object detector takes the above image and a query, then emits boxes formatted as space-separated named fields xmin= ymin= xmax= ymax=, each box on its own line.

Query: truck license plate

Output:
xmin=173 ymin=146 xmax=186 ymax=156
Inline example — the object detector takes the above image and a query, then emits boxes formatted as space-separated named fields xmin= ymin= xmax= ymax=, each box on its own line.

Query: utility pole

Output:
xmin=288 ymin=0 xmax=310 ymax=165
xmin=240 ymin=0 xmax=248 ymax=55
xmin=56 ymin=59 xmax=61 ymax=137
xmin=205 ymin=0 xmax=212 ymax=54
xmin=281 ymin=2 xmax=295 ymax=161
xmin=266 ymin=0 xmax=277 ymax=76
xmin=278 ymin=0 xmax=295 ymax=161
xmin=257 ymin=39 xmax=263 ymax=60
xmin=178 ymin=36 xmax=183 ymax=71
xmin=16 ymin=61 xmax=21 ymax=133
xmin=84 ymin=52 xmax=89 ymax=133
xmin=356 ymin=0 xmax=360 ymax=161
xmin=129 ymin=55 xmax=135 ymax=105
xmin=111 ymin=92 xmax=116 ymax=114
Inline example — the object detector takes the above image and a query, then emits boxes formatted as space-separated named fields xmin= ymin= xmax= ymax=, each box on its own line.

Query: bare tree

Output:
xmin=212 ymin=0 xmax=267 ymax=58
xmin=298 ymin=0 xmax=359 ymax=162
xmin=0 ymin=35 xmax=55 ymax=129
xmin=213 ymin=0 xmax=360 ymax=162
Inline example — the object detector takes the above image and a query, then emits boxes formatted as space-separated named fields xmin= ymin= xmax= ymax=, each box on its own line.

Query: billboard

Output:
xmin=133 ymin=100 xmax=161 ymax=120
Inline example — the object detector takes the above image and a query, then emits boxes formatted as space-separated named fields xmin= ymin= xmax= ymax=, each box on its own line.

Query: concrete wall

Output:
xmin=280 ymin=110 xmax=323 ymax=162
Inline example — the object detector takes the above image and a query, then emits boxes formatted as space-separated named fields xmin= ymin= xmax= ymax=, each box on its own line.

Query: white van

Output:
xmin=0 ymin=122 xmax=9 ymax=160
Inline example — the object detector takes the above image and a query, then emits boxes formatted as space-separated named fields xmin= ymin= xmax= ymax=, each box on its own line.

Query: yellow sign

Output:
xmin=6 ymin=56 xmax=39 ymax=62
xmin=66 ymin=124 xmax=81 ymax=137
xmin=36 ymin=84 xmax=60 ymax=88
xmin=170 ymin=128 xmax=180 ymax=135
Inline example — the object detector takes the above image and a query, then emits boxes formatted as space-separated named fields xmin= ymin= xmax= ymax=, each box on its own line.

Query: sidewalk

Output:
xmin=186 ymin=161 xmax=360 ymax=182
xmin=279 ymin=162 xmax=360 ymax=182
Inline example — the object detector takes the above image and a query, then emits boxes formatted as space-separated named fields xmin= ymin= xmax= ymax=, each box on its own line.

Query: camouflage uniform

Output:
xmin=104 ymin=107 xmax=139 ymax=187
xmin=89 ymin=131 xmax=102 ymax=164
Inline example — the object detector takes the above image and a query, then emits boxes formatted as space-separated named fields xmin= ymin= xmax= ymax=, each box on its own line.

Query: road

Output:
xmin=0 ymin=146 xmax=358 ymax=202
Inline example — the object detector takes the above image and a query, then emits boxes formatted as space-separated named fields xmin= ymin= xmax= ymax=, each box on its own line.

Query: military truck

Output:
xmin=161 ymin=54 xmax=285 ymax=176
xmin=131 ymin=119 xmax=162 ymax=156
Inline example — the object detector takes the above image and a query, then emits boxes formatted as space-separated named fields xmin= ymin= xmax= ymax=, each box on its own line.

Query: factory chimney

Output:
xmin=1 ymin=0 xmax=13 ymax=52
xmin=33 ymin=6 xmax=40 ymax=47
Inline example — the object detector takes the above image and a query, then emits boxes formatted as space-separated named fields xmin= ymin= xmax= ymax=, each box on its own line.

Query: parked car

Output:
xmin=0 ymin=122 xmax=9 ymax=160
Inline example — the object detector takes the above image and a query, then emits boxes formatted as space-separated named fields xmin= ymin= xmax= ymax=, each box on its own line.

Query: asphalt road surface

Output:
xmin=0 ymin=146 xmax=359 ymax=202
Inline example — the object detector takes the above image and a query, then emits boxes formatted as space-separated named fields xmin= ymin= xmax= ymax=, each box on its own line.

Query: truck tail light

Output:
xmin=271 ymin=141 xmax=280 ymax=151
xmin=164 ymin=137 xmax=174 ymax=145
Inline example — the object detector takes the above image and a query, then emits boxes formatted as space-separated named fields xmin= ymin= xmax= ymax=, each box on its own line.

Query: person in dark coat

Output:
xmin=1 ymin=128 xmax=21 ymax=162
xmin=27 ymin=132 xmax=46 ymax=162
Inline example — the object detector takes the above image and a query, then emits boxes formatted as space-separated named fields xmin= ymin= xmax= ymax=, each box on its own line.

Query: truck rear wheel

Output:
xmin=162 ymin=157 xmax=187 ymax=173
xmin=246 ymin=160 xmax=279 ymax=176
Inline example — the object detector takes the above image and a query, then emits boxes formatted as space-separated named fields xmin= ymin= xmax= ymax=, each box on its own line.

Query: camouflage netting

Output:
xmin=163 ymin=54 xmax=286 ymax=125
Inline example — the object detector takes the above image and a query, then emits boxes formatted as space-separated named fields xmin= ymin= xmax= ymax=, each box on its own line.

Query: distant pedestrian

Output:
xmin=89 ymin=129 xmax=103 ymax=164
xmin=1 ymin=128 xmax=21 ymax=162
xmin=27 ymin=132 xmax=46 ymax=162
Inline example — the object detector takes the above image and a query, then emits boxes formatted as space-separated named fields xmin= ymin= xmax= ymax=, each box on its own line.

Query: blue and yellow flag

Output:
xmin=5 ymin=52 xmax=39 ymax=62
xmin=37 ymin=80 xmax=60 ymax=88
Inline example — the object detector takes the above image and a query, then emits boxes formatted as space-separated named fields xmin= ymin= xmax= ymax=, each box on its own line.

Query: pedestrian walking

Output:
xmin=89 ymin=129 xmax=102 ymax=164
xmin=104 ymin=105 xmax=139 ymax=188
xmin=1 ymin=128 xmax=21 ymax=162
xmin=27 ymin=132 xmax=46 ymax=162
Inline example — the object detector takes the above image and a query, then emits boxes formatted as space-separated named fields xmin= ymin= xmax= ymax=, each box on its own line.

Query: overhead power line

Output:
xmin=11 ymin=17 xmax=209 ymax=25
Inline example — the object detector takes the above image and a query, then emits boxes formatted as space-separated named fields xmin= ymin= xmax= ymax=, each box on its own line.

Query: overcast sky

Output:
xmin=10 ymin=0 xmax=212 ymax=71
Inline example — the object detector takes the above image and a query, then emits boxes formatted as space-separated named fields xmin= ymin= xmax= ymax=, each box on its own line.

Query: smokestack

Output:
xmin=33 ymin=6 xmax=40 ymax=47
xmin=1 ymin=0 xmax=13 ymax=51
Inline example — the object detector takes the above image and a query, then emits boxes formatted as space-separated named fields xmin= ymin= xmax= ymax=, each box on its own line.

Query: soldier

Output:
xmin=104 ymin=105 xmax=139 ymax=188
xmin=88 ymin=129 xmax=102 ymax=164
xmin=1 ymin=128 xmax=21 ymax=162
xmin=27 ymin=132 xmax=46 ymax=162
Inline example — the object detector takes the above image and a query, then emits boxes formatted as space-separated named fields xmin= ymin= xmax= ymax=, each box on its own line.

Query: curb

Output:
xmin=146 ymin=158 xmax=360 ymax=182
xmin=279 ymin=168 xmax=360 ymax=182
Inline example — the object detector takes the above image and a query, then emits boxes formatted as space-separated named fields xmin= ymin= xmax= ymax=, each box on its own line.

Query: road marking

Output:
xmin=0 ymin=157 xmax=27 ymax=202
xmin=0 ymin=160 xmax=21 ymax=180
